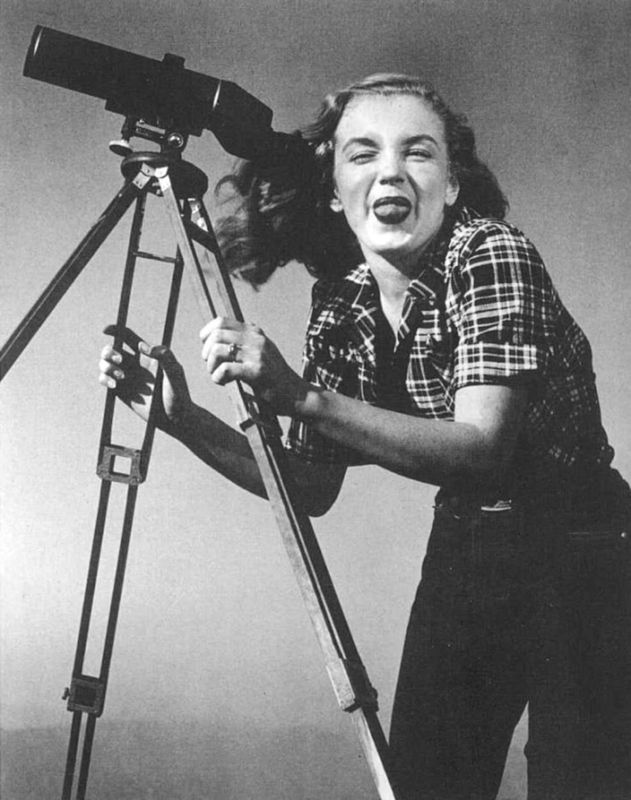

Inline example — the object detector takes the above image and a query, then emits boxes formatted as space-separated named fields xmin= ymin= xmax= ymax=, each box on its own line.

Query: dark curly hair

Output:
xmin=215 ymin=73 xmax=508 ymax=286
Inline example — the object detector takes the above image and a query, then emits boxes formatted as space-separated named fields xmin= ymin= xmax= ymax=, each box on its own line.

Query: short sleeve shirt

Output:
xmin=285 ymin=208 xmax=614 ymax=482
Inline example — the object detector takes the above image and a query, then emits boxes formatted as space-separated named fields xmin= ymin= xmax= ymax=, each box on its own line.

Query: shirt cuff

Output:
xmin=453 ymin=342 xmax=546 ymax=388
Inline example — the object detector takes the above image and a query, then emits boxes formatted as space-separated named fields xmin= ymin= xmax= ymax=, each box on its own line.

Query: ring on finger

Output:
xmin=227 ymin=343 xmax=241 ymax=362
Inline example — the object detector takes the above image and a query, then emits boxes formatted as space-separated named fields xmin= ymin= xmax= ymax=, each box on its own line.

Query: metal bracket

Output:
xmin=238 ymin=393 xmax=283 ymax=438
xmin=63 ymin=675 xmax=105 ymax=717
xmin=97 ymin=444 xmax=144 ymax=484
xmin=328 ymin=658 xmax=379 ymax=713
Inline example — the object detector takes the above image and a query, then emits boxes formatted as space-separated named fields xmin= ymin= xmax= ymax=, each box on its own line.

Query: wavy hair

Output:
xmin=215 ymin=73 xmax=508 ymax=285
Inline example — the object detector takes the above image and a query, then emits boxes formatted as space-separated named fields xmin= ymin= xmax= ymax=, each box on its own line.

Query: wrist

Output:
xmin=293 ymin=383 xmax=327 ymax=422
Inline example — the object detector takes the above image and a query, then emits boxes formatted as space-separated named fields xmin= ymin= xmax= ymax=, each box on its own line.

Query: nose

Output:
xmin=377 ymin=150 xmax=405 ymax=184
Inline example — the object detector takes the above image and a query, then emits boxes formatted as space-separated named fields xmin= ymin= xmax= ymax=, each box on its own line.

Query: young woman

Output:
xmin=99 ymin=75 xmax=631 ymax=800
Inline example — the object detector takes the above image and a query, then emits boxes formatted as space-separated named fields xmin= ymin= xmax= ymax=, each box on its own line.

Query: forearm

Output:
xmin=167 ymin=402 xmax=268 ymax=499
xmin=295 ymin=384 xmax=523 ymax=487
xmin=100 ymin=331 xmax=343 ymax=513
xmin=166 ymin=401 xmax=345 ymax=516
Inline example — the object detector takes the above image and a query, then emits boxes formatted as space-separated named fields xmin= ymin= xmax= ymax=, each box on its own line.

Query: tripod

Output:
xmin=1 ymin=129 xmax=399 ymax=800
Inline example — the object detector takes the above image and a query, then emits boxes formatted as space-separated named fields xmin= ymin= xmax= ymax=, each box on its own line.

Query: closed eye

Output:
xmin=349 ymin=150 xmax=377 ymax=163
xmin=407 ymin=148 xmax=432 ymax=160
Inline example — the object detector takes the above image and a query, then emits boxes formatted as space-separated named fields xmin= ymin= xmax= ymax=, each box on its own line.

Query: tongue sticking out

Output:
xmin=373 ymin=199 xmax=411 ymax=224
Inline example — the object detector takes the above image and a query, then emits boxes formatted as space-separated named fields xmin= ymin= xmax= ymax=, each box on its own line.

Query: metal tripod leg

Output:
xmin=60 ymin=187 xmax=184 ymax=800
xmin=5 ymin=149 xmax=398 ymax=798
xmin=0 ymin=170 xmax=152 ymax=382
xmin=153 ymin=164 xmax=400 ymax=800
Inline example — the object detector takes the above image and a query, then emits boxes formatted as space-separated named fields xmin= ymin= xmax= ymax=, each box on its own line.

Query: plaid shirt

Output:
xmin=286 ymin=208 xmax=614 ymax=484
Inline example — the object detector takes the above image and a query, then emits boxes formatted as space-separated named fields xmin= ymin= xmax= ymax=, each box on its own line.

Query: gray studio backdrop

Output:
xmin=1 ymin=1 xmax=629 ymax=798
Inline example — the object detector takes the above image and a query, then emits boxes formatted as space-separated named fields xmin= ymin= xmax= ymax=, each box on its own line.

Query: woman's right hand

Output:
xmin=98 ymin=325 xmax=192 ymax=430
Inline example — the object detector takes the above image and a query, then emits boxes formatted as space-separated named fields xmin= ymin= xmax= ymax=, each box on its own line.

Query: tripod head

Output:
xmin=24 ymin=25 xmax=307 ymax=163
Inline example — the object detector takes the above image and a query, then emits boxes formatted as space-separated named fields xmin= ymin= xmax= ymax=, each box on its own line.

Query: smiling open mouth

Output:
xmin=372 ymin=196 xmax=412 ymax=224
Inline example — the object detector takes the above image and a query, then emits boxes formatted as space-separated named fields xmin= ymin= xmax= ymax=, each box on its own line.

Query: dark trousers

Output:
xmin=389 ymin=476 xmax=631 ymax=800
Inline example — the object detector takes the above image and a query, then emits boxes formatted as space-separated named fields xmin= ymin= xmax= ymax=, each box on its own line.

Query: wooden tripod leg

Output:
xmin=156 ymin=166 xmax=401 ymax=800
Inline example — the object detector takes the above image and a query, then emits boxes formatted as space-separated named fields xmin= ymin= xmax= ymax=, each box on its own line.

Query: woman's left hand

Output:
xmin=199 ymin=317 xmax=306 ymax=416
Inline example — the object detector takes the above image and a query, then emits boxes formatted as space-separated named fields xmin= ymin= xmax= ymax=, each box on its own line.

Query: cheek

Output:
xmin=333 ymin=185 xmax=363 ymax=223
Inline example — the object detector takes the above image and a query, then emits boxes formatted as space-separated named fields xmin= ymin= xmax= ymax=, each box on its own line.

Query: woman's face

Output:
xmin=330 ymin=94 xmax=459 ymax=270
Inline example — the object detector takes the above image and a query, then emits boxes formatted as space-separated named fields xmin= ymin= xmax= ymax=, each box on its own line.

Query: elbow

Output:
xmin=392 ymin=431 xmax=516 ymax=489
xmin=287 ymin=459 xmax=345 ymax=518
xmin=299 ymin=484 xmax=341 ymax=517
xmin=305 ymin=500 xmax=335 ymax=518
xmin=460 ymin=436 xmax=515 ymax=486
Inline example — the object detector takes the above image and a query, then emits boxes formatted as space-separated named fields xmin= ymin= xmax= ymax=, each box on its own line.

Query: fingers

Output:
xmin=103 ymin=324 xmax=147 ymax=354
xmin=139 ymin=342 xmax=180 ymax=370
xmin=199 ymin=317 xmax=253 ymax=382
xmin=100 ymin=326 xmax=147 ymax=389
xmin=203 ymin=343 xmax=247 ymax=385
xmin=208 ymin=359 xmax=241 ymax=386
xmin=100 ymin=326 xmax=173 ymax=391
xmin=101 ymin=317 xmax=260 ymax=394
xmin=198 ymin=316 xmax=247 ymax=341
xmin=99 ymin=344 xmax=125 ymax=389
xmin=199 ymin=317 xmax=261 ymax=349
xmin=200 ymin=331 xmax=241 ymax=365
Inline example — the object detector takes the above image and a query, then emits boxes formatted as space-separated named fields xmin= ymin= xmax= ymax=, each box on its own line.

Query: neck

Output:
xmin=369 ymin=257 xmax=412 ymax=298
xmin=366 ymin=255 xmax=415 ymax=333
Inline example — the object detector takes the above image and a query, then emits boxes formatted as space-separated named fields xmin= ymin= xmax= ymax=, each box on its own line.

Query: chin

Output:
xmin=371 ymin=237 xmax=420 ymax=258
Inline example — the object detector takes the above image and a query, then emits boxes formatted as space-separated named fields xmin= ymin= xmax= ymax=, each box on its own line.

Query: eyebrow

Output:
xmin=340 ymin=134 xmax=440 ymax=153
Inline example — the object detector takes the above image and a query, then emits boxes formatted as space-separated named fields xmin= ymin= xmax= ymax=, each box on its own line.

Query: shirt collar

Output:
xmin=311 ymin=206 xmax=474 ymax=338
